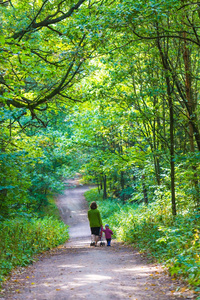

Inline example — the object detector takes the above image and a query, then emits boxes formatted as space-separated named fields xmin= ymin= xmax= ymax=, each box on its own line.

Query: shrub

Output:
xmin=84 ymin=188 xmax=200 ymax=287
xmin=0 ymin=217 xmax=69 ymax=281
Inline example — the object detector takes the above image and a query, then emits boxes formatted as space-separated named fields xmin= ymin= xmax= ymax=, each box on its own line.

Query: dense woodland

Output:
xmin=0 ymin=0 xmax=199 ymax=292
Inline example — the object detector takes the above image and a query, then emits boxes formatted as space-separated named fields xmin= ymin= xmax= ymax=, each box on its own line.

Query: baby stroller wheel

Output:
xmin=90 ymin=242 xmax=95 ymax=246
xmin=100 ymin=242 xmax=105 ymax=246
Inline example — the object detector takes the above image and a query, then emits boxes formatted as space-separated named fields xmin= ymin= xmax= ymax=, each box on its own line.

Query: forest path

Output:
xmin=1 ymin=180 xmax=195 ymax=300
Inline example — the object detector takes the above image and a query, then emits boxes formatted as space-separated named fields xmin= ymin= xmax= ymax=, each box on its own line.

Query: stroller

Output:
xmin=90 ymin=226 xmax=105 ymax=247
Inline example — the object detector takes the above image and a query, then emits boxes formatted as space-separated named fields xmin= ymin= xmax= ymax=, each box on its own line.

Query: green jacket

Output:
xmin=88 ymin=208 xmax=102 ymax=227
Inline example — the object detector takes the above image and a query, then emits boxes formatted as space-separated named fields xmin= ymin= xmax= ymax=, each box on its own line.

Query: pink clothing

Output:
xmin=102 ymin=228 xmax=113 ymax=239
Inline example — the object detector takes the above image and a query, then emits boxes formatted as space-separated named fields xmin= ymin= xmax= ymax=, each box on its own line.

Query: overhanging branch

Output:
xmin=12 ymin=0 xmax=86 ymax=40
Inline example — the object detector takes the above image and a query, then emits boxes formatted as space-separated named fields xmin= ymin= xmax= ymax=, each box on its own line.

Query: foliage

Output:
xmin=1 ymin=0 xmax=200 ymax=294
xmin=0 ymin=107 xmax=81 ymax=219
xmin=0 ymin=216 xmax=69 ymax=282
xmin=1 ymin=0 xmax=200 ymax=215
xmin=84 ymin=188 xmax=200 ymax=288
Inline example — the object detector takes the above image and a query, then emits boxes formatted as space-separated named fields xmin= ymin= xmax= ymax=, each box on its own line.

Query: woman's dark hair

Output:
xmin=90 ymin=201 xmax=97 ymax=209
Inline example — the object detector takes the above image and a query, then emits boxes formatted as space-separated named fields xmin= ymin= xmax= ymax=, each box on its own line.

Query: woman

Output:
xmin=88 ymin=201 xmax=102 ymax=246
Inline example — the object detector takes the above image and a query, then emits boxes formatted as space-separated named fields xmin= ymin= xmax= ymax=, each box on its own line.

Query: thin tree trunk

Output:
xmin=141 ymin=175 xmax=148 ymax=205
xmin=100 ymin=174 xmax=103 ymax=190
xmin=121 ymin=171 xmax=125 ymax=202
xmin=166 ymin=76 xmax=176 ymax=216
xmin=156 ymin=36 xmax=177 ymax=215
xmin=182 ymin=31 xmax=199 ymax=206
xmin=153 ymin=96 xmax=161 ymax=185
xmin=103 ymin=175 xmax=107 ymax=199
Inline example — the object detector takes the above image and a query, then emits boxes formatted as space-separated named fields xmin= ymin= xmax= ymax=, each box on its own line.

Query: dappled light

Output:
xmin=0 ymin=0 xmax=199 ymax=298
xmin=1 ymin=184 xmax=197 ymax=299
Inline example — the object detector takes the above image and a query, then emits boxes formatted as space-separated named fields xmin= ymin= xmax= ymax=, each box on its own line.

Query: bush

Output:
xmin=0 ymin=217 xmax=69 ymax=281
xmin=84 ymin=188 xmax=200 ymax=287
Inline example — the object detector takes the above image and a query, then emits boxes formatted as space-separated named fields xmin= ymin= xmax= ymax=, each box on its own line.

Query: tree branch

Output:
xmin=58 ymin=93 xmax=83 ymax=102
xmin=12 ymin=0 xmax=86 ymax=40
xmin=130 ymin=29 xmax=200 ymax=47
xmin=177 ymin=2 xmax=200 ymax=11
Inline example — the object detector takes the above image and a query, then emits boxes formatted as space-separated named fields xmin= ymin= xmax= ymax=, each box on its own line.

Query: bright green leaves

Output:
xmin=0 ymin=34 xmax=5 ymax=46
xmin=0 ymin=0 xmax=199 ymax=217
xmin=0 ymin=0 xmax=95 ymax=116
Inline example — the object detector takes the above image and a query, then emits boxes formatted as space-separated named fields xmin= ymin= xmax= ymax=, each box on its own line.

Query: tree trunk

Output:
xmin=182 ymin=31 xmax=199 ymax=206
xmin=166 ymin=76 xmax=176 ymax=216
xmin=141 ymin=175 xmax=148 ymax=205
xmin=156 ymin=36 xmax=177 ymax=215
xmin=100 ymin=174 xmax=103 ymax=190
xmin=103 ymin=175 xmax=107 ymax=199
xmin=153 ymin=95 xmax=161 ymax=185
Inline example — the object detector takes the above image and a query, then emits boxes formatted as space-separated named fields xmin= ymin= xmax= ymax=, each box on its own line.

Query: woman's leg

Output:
xmin=95 ymin=227 xmax=101 ymax=245
xmin=90 ymin=228 xmax=96 ymax=246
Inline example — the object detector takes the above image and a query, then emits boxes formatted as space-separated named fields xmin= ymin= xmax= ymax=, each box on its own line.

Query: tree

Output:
xmin=0 ymin=0 xmax=103 ymax=124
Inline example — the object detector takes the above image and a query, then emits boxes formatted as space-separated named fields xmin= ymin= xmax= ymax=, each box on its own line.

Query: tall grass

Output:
xmin=0 ymin=217 xmax=69 ymax=281
xmin=85 ymin=188 xmax=200 ymax=288
xmin=0 ymin=194 xmax=69 ymax=283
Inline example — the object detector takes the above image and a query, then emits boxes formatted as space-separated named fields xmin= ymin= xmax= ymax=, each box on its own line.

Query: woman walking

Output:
xmin=88 ymin=201 xmax=102 ymax=246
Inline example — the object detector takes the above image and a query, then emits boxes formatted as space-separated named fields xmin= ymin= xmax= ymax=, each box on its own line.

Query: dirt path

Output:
xmin=0 ymin=181 xmax=196 ymax=300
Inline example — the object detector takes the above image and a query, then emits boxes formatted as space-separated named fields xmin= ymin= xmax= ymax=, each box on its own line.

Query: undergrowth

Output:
xmin=0 ymin=196 xmax=69 ymax=284
xmin=84 ymin=188 xmax=200 ymax=291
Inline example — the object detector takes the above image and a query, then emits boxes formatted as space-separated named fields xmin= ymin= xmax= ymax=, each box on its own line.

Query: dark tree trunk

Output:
xmin=166 ymin=77 xmax=176 ymax=216
xmin=156 ymin=36 xmax=177 ymax=216
xmin=182 ymin=32 xmax=199 ymax=206
xmin=103 ymin=175 xmax=107 ymax=199
xmin=142 ymin=175 xmax=148 ymax=205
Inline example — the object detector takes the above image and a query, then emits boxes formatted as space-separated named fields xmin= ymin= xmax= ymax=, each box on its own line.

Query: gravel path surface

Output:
xmin=0 ymin=180 xmax=196 ymax=300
